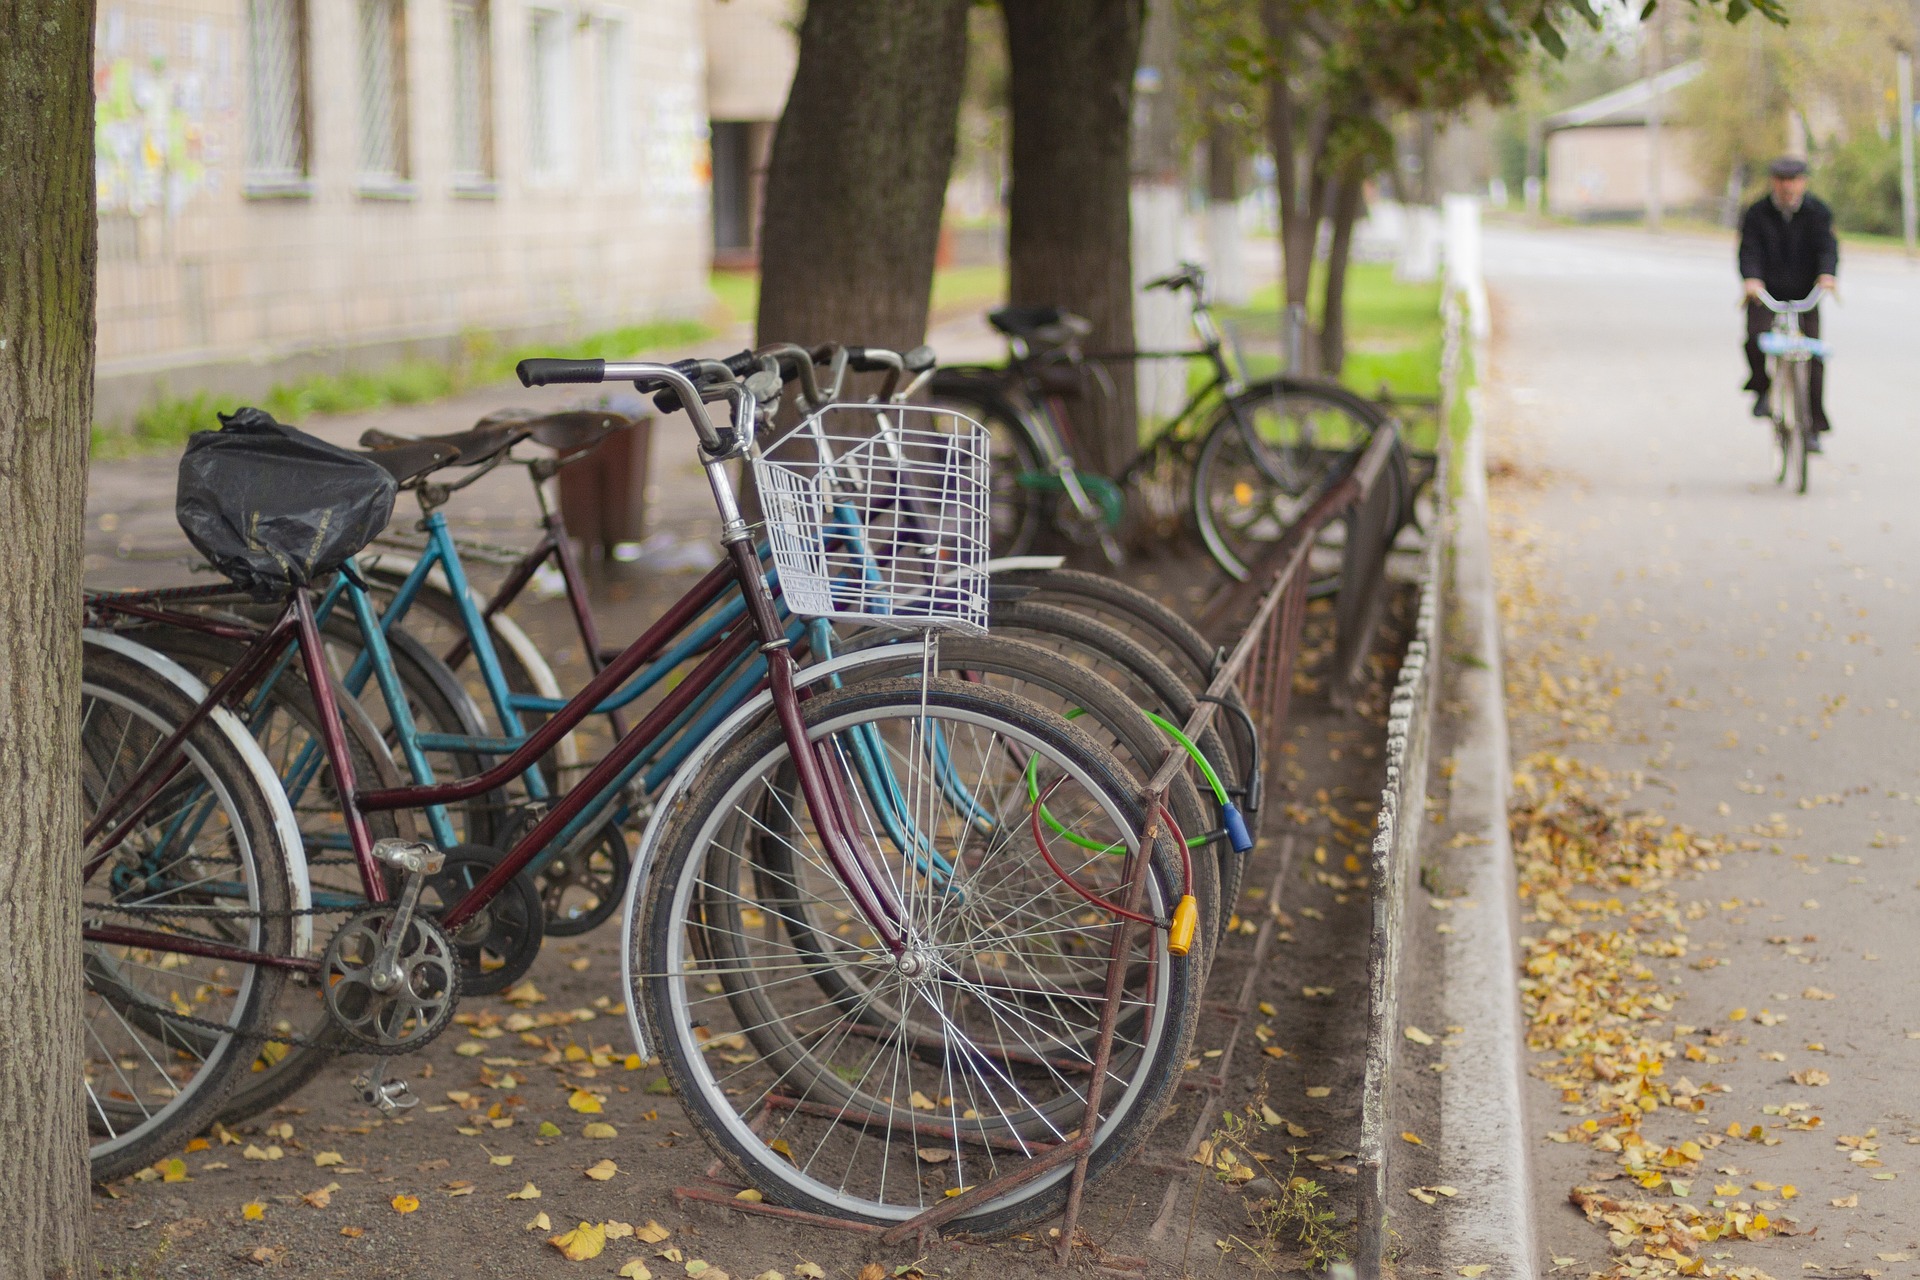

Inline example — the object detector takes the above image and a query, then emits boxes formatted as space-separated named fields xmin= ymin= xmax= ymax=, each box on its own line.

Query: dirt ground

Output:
xmin=82 ymin=392 xmax=1426 ymax=1279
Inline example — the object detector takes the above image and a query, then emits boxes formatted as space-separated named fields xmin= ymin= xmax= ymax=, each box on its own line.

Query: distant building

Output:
xmin=91 ymin=0 xmax=797 ymax=426
xmin=704 ymin=0 xmax=795 ymax=268
xmin=1544 ymin=61 xmax=1711 ymax=220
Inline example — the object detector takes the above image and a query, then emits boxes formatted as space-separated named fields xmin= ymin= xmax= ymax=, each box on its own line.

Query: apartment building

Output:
xmin=93 ymin=0 xmax=794 ymax=424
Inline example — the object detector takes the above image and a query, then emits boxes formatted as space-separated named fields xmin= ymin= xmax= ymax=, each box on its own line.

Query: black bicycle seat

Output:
xmin=359 ymin=418 xmax=533 ymax=468
xmin=987 ymin=306 xmax=1094 ymax=346
xmin=356 ymin=439 xmax=462 ymax=485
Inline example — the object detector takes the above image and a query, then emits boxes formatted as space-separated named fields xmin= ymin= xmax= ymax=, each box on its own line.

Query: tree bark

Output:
xmin=1318 ymin=172 xmax=1364 ymax=376
xmin=0 ymin=2 xmax=96 ymax=1278
xmin=1003 ymin=0 xmax=1144 ymax=476
xmin=755 ymin=0 xmax=972 ymax=354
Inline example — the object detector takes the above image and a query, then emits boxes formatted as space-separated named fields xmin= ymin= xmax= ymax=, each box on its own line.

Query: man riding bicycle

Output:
xmin=1739 ymin=156 xmax=1838 ymax=448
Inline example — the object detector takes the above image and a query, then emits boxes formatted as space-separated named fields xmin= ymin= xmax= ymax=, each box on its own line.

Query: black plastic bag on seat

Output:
xmin=177 ymin=407 xmax=397 ymax=597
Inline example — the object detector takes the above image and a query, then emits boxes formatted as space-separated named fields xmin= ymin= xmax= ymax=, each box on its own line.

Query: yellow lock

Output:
xmin=1168 ymin=895 xmax=1199 ymax=956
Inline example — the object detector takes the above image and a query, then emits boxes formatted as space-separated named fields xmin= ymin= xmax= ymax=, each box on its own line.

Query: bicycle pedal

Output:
xmin=371 ymin=838 xmax=445 ymax=876
xmin=351 ymin=1065 xmax=420 ymax=1116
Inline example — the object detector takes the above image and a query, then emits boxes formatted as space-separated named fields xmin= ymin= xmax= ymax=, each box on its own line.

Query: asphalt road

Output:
xmin=1483 ymin=221 xmax=1920 ymax=1275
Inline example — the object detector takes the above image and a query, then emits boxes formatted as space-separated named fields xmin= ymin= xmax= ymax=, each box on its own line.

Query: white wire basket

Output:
xmin=752 ymin=403 xmax=991 ymax=633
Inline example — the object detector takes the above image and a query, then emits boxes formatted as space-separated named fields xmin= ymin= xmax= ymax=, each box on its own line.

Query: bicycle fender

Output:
xmin=82 ymin=629 xmax=315 ymax=959
xmin=616 ymin=646 xmax=938 ymax=1062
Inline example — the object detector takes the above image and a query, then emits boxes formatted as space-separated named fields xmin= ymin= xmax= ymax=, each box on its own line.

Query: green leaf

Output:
xmin=1530 ymin=13 xmax=1567 ymax=59
xmin=1639 ymin=0 xmax=1658 ymax=18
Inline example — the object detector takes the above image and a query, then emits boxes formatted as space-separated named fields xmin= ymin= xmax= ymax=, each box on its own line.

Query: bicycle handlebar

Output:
xmin=1755 ymin=285 xmax=1826 ymax=314
xmin=516 ymin=357 xmax=741 ymax=456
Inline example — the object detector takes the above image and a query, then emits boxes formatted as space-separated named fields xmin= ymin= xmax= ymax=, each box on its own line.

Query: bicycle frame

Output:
xmin=83 ymin=376 xmax=928 ymax=977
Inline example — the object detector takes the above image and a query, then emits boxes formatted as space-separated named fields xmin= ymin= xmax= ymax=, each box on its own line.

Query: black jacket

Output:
xmin=1738 ymin=194 xmax=1839 ymax=301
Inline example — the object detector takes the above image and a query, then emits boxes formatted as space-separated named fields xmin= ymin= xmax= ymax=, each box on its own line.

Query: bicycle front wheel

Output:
xmin=635 ymin=677 xmax=1198 ymax=1236
xmin=1792 ymin=362 xmax=1812 ymax=495
xmin=1192 ymin=378 xmax=1384 ymax=582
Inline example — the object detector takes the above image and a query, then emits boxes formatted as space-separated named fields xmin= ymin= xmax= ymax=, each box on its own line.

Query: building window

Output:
xmin=450 ymin=0 xmax=494 ymax=187
xmin=597 ymin=17 xmax=632 ymax=177
xmin=356 ymin=0 xmax=409 ymax=188
xmin=245 ymin=0 xmax=309 ymax=191
xmin=527 ymin=9 xmax=569 ymax=179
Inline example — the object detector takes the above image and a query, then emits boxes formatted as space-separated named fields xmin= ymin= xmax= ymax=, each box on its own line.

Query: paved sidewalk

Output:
xmin=1483 ymin=223 xmax=1920 ymax=1275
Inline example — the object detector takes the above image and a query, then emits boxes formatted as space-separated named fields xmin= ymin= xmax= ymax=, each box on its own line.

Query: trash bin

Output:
xmin=556 ymin=415 xmax=653 ymax=567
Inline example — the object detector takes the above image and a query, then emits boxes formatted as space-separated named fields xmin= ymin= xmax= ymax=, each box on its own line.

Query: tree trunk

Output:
xmin=1206 ymin=123 xmax=1251 ymax=306
xmin=1261 ymin=0 xmax=1309 ymax=310
xmin=0 ymin=2 xmax=96 ymax=1278
xmin=755 ymin=0 xmax=972 ymax=353
xmin=1318 ymin=172 xmax=1364 ymax=376
xmin=1003 ymin=0 xmax=1144 ymax=477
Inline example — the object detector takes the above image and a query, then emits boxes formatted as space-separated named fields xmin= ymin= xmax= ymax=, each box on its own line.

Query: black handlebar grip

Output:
xmin=516 ymin=358 xmax=606 ymax=388
xmin=722 ymin=349 xmax=761 ymax=379
xmin=901 ymin=344 xmax=936 ymax=373
xmin=845 ymin=346 xmax=898 ymax=374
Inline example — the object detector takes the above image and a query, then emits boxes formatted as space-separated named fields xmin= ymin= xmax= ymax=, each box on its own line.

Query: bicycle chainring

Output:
xmin=323 ymin=907 xmax=460 ymax=1054
xmin=419 ymin=843 xmax=545 ymax=995
xmin=534 ymin=821 xmax=632 ymax=937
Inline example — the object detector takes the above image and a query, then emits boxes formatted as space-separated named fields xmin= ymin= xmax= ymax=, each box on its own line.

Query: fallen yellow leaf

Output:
xmin=620 ymin=1264 xmax=654 ymax=1280
xmin=183 ymin=1138 xmax=210 ymax=1154
xmin=1401 ymin=1131 xmax=1423 ymax=1146
xmin=158 ymin=1158 xmax=188 ymax=1183
xmin=583 ymin=1122 xmax=618 ymax=1139
xmin=340 ymin=1226 xmax=364 ymax=1238
xmin=548 ymin=1221 xmax=608 ymax=1261
xmin=585 ymin=1159 xmax=619 ymax=1181
xmin=1459 ymin=1268 xmax=1490 ymax=1279
xmin=1404 ymin=1026 xmax=1435 ymax=1046
xmin=568 ymin=1089 xmax=604 ymax=1114
xmin=1306 ymin=1086 xmax=1331 ymax=1098
xmin=507 ymin=1182 xmax=542 ymax=1200
xmin=635 ymin=1221 xmax=672 ymax=1244
xmin=526 ymin=1211 xmax=552 ymax=1231
xmin=313 ymin=1151 xmax=345 ymax=1167
xmin=490 ymin=1154 xmax=513 ymax=1166
xmin=734 ymin=1189 xmax=763 ymax=1203
xmin=391 ymin=1193 xmax=420 ymax=1214
xmin=242 ymin=1202 xmax=266 ymax=1222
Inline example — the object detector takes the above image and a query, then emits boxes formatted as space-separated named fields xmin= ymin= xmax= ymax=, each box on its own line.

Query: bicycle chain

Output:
xmin=87 ymin=901 xmax=362 ymax=1053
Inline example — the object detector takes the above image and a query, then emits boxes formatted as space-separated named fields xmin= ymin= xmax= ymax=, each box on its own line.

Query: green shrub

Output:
xmin=1821 ymin=132 xmax=1902 ymax=237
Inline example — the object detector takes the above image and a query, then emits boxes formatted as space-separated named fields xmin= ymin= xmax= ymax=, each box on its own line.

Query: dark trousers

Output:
xmin=1745 ymin=300 xmax=1827 ymax=429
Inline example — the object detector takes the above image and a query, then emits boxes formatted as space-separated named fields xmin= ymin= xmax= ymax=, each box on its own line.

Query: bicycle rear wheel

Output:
xmin=81 ymin=646 xmax=295 ymax=1181
xmin=635 ymin=678 xmax=1198 ymax=1236
xmin=1192 ymin=378 xmax=1384 ymax=582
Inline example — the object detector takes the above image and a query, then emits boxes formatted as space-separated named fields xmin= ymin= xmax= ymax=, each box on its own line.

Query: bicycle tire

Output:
xmin=991 ymin=568 xmax=1260 ymax=843
xmin=826 ymin=634 xmax=1220 ymax=953
xmin=1793 ymin=362 xmax=1812 ymax=495
xmin=81 ymin=646 xmax=295 ymax=1181
xmin=635 ymin=677 xmax=1198 ymax=1236
xmin=1191 ymin=377 xmax=1385 ymax=583
xmin=983 ymin=602 xmax=1252 ymax=923
xmin=128 ymin=625 xmax=416 ymax=1121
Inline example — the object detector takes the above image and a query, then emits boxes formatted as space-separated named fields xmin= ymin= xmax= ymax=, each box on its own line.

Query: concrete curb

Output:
xmin=1433 ymin=391 xmax=1542 ymax=1279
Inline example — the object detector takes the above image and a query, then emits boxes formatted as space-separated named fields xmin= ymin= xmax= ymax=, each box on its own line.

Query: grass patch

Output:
xmin=96 ymin=313 xmax=716 ymax=458
xmin=1220 ymin=260 xmax=1444 ymax=401
xmin=930 ymin=263 xmax=1008 ymax=317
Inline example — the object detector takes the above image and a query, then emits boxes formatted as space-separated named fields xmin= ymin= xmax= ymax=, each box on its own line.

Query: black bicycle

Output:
xmin=930 ymin=262 xmax=1388 ymax=579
